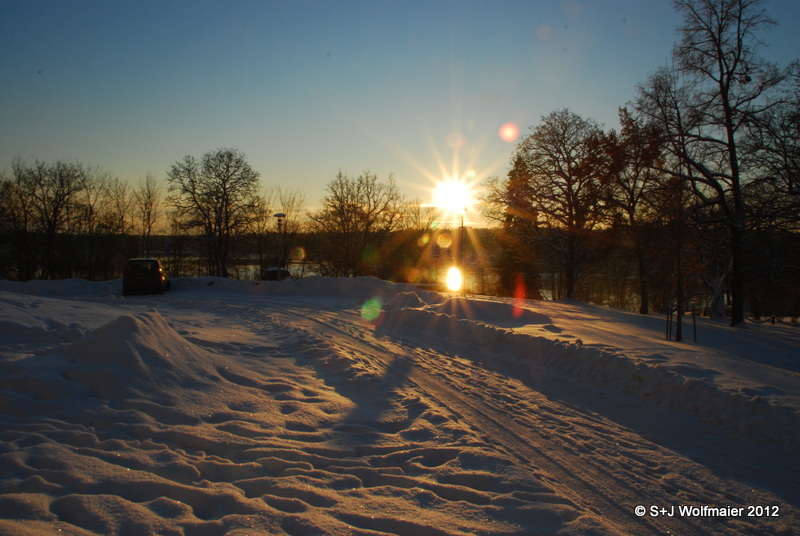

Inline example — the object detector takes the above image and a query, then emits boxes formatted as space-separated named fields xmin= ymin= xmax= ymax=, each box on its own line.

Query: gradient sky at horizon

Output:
xmin=2 ymin=0 xmax=798 ymax=214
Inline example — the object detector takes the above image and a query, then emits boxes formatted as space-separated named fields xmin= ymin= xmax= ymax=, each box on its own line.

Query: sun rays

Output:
xmin=431 ymin=175 xmax=479 ymax=225
xmin=319 ymin=79 xmax=520 ymax=293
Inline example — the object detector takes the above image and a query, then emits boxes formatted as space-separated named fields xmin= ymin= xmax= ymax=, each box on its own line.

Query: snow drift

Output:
xmin=62 ymin=310 xmax=224 ymax=400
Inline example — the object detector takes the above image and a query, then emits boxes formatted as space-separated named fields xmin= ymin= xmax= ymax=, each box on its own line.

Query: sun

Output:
xmin=432 ymin=176 xmax=478 ymax=225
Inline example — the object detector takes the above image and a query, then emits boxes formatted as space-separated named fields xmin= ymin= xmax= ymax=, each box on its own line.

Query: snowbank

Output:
xmin=173 ymin=275 xmax=444 ymax=303
xmin=0 ymin=278 xmax=118 ymax=298
xmin=427 ymin=297 xmax=553 ymax=328
xmin=379 ymin=304 xmax=800 ymax=453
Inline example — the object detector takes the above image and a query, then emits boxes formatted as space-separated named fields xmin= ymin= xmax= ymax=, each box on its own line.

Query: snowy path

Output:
xmin=263 ymin=296 xmax=799 ymax=535
xmin=1 ymin=277 xmax=798 ymax=535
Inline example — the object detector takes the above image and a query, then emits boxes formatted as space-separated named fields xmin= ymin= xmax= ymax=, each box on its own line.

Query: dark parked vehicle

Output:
xmin=123 ymin=258 xmax=170 ymax=296
xmin=265 ymin=267 xmax=293 ymax=281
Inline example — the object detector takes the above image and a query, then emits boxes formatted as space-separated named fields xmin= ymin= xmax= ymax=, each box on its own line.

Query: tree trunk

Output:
xmin=565 ymin=235 xmax=578 ymax=300
xmin=637 ymin=249 xmax=649 ymax=315
xmin=729 ymin=223 xmax=746 ymax=326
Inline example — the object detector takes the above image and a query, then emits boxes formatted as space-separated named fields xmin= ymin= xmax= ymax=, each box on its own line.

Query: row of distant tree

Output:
xmin=0 ymin=149 xmax=438 ymax=282
xmin=1 ymin=134 xmax=797 ymax=321
xmin=1 ymin=0 xmax=798 ymax=323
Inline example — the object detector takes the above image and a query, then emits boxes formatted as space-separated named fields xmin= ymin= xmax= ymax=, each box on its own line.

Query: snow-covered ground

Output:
xmin=0 ymin=276 xmax=798 ymax=536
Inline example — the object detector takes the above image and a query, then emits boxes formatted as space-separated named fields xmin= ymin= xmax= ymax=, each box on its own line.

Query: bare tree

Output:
xmin=12 ymin=159 xmax=83 ymax=279
xmin=488 ymin=109 xmax=608 ymax=299
xmin=636 ymin=0 xmax=793 ymax=325
xmin=167 ymin=148 xmax=262 ymax=277
xmin=276 ymin=187 xmax=306 ymax=270
xmin=102 ymin=176 xmax=132 ymax=236
xmin=0 ymin=173 xmax=17 ymax=278
xmin=406 ymin=200 xmax=439 ymax=231
xmin=748 ymin=83 xmax=800 ymax=227
xmin=134 ymin=173 xmax=163 ymax=257
xmin=251 ymin=187 xmax=278 ymax=278
xmin=72 ymin=165 xmax=115 ymax=278
xmin=308 ymin=171 xmax=405 ymax=277
xmin=251 ymin=186 xmax=306 ymax=278
xmin=602 ymin=108 xmax=667 ymax=313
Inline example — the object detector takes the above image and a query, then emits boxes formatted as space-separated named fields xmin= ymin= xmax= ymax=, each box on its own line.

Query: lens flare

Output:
xmin=445 ymin=266 xmax=463 ymax=292
xmin=513 ymin=273 xmax=526 ymax=318
xmin=436 ymin=233 xmax=453 ymax=249
xmin=499 ymin=122 xmax=520 ymax=143
xmin=361 ymin=297 xmax=383 ymax=323
xmin=404 ymin=267 xmax=423 ymax=284
xmin=446 ymin=131 xmax=466 ymax=148
xmin=290 ymin=247 xmax=306 ymax=261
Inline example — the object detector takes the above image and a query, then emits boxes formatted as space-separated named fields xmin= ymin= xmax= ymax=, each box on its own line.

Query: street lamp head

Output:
xmin=445 ymin=266 xmax=463 ymax=292
xmin=273 ymin=213 xmax=288 ymax=269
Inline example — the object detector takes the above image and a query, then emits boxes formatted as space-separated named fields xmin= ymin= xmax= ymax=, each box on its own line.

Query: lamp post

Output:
xmin=273 ymin=213 xmax=286 ymax=269
xmin=432 ymin=177 xmax=474 ymax=293
xmin=445 ymin=209 xmax=467 ymax=294
xmin=459 ymin=209 xmax=466 ymax=269
xmin=458 ymin=208 xmax=467 ymax=294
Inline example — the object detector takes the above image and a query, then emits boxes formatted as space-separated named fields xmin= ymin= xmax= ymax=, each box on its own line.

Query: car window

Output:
xmin=128 ymin=260 xmax=158 ymax=271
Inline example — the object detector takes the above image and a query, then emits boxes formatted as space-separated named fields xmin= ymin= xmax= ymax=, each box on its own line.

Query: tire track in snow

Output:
xmin=181 ymin=298 xmax=592 ymax=534
xmin=204 ymin=296 xmax=795 ymax=535
xmin=263 ymin=304 xmax=681 ymax=535
xmin=386 ymin=343 xmax=716 ymax=536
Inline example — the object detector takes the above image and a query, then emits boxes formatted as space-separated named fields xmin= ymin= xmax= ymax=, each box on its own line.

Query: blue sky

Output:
xmin=2 ymin=0 xmax=798 ymax=211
